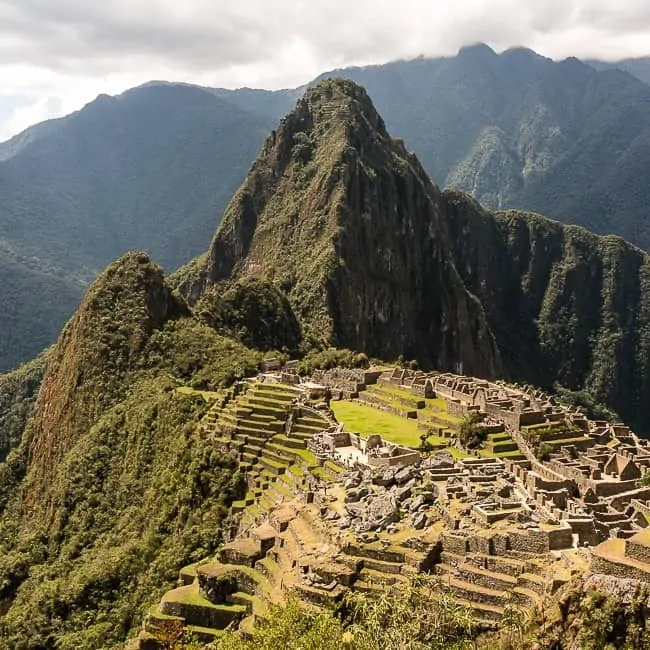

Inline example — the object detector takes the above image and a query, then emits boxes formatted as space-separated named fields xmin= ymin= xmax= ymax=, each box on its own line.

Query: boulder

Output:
xmin=412 ymin=512 xmax=428 ymax=530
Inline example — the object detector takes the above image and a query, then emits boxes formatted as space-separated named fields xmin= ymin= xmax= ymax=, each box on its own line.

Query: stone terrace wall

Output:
xmin=591 ymin=553 xmax=650 ymax=582
xmin=626 ymin=539 xmax=650 ymax=564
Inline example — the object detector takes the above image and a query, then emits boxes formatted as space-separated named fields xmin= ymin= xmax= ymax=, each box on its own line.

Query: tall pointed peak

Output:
xmin=205 ymin=78 xmax=419 ymax=286
xmin=199 ymin=79 xmax=500 ymax=377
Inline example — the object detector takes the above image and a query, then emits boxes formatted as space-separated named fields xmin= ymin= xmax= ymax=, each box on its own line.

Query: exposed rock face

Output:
xmin=204 ymin=79 xmax=500 ymax=377
xmin=443 ymin=190 xmax=650 ymax=433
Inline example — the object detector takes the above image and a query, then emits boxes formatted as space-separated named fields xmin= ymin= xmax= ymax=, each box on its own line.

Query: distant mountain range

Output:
xmin=2 ymin=44 xmax=650 ymax=370
xmin=588 ymin=56 xmax=650 ymax=85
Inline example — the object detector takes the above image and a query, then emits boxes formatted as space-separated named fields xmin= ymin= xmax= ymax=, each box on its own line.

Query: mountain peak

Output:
xmin=457 ymin=42 xmax=498 ymax=60
xmin=27 ymin=251 xmax=187 ymax=506
xmin=202 ymin=80 xmax=500 ymax=374
xmin=285 ymin=78 xmax=390 ymax=147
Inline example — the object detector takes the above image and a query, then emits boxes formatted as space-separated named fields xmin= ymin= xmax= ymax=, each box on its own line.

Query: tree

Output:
xmin=637 ymin=470 xmax=650 ymax=489
xmin=459 ymin=412 xmax=485 ymax=449
xmin=419 ymin=432 xmax=435 ymax=457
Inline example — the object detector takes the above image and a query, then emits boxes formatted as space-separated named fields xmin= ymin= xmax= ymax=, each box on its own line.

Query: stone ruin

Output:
xmin=138 ymin=364 xmax=650 ymax=648
xmin=308 ymin=427 xmax=420 ymax=471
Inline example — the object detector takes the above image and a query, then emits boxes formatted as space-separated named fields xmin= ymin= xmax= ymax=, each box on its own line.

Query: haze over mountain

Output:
xmin=588 ymin=56 xmax=650 ymax=86
xmin=4 ymin=44 xmax=650 ymax=371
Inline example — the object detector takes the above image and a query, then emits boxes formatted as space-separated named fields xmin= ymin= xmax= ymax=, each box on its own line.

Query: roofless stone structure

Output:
xmin=135 ymin=365 xmax=650 ymax=647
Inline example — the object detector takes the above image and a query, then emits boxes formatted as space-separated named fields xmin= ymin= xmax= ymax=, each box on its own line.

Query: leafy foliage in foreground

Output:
xmin=215 ymin=577 xmax=483 ymax=650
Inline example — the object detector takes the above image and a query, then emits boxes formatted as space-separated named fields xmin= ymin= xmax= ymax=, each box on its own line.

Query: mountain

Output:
xmin=202 ymin=79 xmax=500 ymax=376
xmin=587 ymin=56 xmax=650 ymax=85
xmin=0 ymin=83 xmax=279 ymax=371
xmin=6 ymin=46 xmax=650 ymax=374
xmin=0 ymin=254 xmax=83 ymax=371
xmin=184 ymin=78 xmax=650 ymax=435
xmin=4 ymin=76 xmax=650 ymax=648
xmin=0 ymin=252 xmax=265 ymax=648
xmin=314 ymin=46 xmax=650 ymax=251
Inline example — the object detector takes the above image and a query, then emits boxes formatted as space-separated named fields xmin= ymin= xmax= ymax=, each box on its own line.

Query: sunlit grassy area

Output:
xmin=331 ymin=400 xmax=422 ymax=446
xmin=175 ymin=386 xmax=222 ymax=402
xmin=331 ymin=399 xmax=457 ymax=450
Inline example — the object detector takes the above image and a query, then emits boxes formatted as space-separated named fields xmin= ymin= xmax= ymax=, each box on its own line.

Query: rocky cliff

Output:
xmin=205 ymin=79 xmax=500 ymax=377
xmin=443 ymin=190 xmax=650 ymax=432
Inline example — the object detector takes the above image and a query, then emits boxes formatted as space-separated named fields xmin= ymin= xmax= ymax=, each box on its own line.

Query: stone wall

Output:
xmin=547 ymin=527 xmax=574 ymax=550
xmin=625 ymin=539 xmax=650 ymax=564
xmin=366 ymin=451 xmax=420 ymax=468
xmin=440 ymin=532 xmax=469 ymax=555
xmin=508 ymin=530 xmax=549 ymax=554
xmin=591 ymin=553 xmax=650 ymax=582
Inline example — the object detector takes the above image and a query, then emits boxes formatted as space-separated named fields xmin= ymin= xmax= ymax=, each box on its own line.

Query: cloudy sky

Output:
xmin=1 ymin=0 xmax=650 ymax=141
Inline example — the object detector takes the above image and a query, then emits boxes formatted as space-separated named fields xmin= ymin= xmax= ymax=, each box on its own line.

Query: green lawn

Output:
xmin=370 ymin=384 xmax=424 ymax=404
xmin=331 ymin=400 xmax=447 ymax=448
xmin=425 ymin=397 xmax=450 ymax=411
xmin=175 ymin=386 xmax=222 ymax=402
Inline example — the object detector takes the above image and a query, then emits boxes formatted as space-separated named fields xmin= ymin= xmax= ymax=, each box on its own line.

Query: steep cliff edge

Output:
xmin=205 ymin=79 xmax=500 ymax=377
xmin=443 ymin=189 xmax=650 ymax=433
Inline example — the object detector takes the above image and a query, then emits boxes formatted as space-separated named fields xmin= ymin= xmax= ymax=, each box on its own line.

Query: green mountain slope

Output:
xmin=0 ymin=84 xmax=276 ymax=372
xmin=204 ymin=79 xmax=500 ymax=376
xmin=0 ymin=253 xmax=267 ymax=648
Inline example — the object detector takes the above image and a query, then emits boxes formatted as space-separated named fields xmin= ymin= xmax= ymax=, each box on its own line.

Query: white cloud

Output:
xmin=1 ymin=0 xmax=650 ymax=140
xmin=0 ymin=97 xmax=59 ymax=141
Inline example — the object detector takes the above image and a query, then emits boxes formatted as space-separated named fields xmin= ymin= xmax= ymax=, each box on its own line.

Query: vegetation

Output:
xmin=636 ymin=470 xmax=650 ymax=489
xmin=0 ymin=352 xmax=48 ymax=462
xmin=0 ymin=252 xmax=83 ymax=372
xmin=0 ymin=254 xmax=261 ymax=649
xmin=535 ymin=442 xmax=554 ymax=462
xmin=553 ymin=384 xmax=620 ymax=422
xmin=459 ymin=412 xmax=485 ymax=449
xmin=196 ymin=278 xmax=302 ymax=354
xmin=297 ymin=349 xmax=371 ymax=375
xmin=215 ymin=576 xmax=485 ymax=650
xmin=539 ymin=583 xmax=650 ymax=650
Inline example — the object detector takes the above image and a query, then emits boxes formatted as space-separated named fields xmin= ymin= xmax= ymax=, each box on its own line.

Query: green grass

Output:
xmin=442 ymin=446 xmax=471 ymax=459
xmin=175 ymin=386 xmax=222 ymax=402
xmin=424 ymin=397 xmax=449 ymax=411
xmin=287 ymin=464 xmax=305 ymax=478
xmin=369 ymin=384 xmax=424 ymax=404
xmin=324 ymin=460 xmax=346 ymax=475
xmin=331 ymin=400 xmax=425 ymax=447
xmin=479 ymin=448 xmax=524 ymax=459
